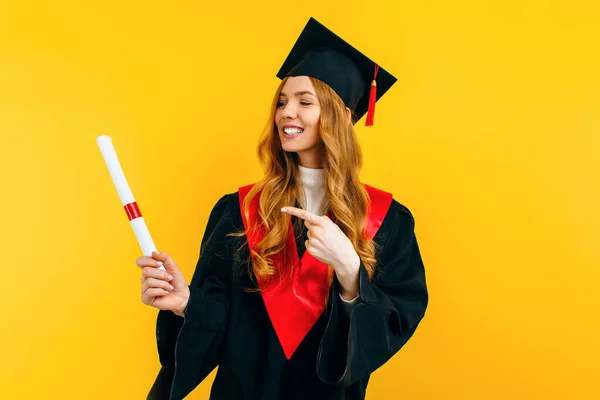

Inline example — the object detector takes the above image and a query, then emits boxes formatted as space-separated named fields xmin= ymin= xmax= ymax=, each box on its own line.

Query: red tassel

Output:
xmin=365 ymin=64 xmax=379 ymax=127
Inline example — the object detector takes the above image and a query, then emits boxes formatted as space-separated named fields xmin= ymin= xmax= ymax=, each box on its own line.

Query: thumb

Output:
xmin=152 ymin=251 xmax=178 ymax=268
xmin=153 ymin=251 xmax=186 ymax=285
xmin=152 ymin=251 xmax=170 ymax=263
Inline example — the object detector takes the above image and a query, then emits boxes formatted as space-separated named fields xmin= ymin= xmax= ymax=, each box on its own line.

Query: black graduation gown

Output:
xmin=147 ymin=191 xmax=428 ymax=400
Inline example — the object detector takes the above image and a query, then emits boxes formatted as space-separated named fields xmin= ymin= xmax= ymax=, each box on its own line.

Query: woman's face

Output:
xmin=275 ymin=76 xmax=324 ymax=168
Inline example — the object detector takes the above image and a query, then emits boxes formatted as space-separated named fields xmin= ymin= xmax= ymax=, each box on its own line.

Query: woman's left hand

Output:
xmin=282 ymin=206 xmax=360 ymax=299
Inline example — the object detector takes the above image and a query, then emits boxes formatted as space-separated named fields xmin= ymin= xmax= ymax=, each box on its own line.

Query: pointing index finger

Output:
xmin=281 ymin=206 xmax=321 ymax=225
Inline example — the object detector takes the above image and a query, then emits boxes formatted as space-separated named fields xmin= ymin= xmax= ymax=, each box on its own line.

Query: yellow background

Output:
xmin=1 ymin=0 xmax=599 ymax=398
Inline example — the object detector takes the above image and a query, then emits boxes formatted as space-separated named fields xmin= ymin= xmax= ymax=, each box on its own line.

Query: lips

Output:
xmin=282 ymin=125 xmax=304 ymax=139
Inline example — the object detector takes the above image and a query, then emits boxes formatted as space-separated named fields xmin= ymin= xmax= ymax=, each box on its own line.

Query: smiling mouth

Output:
xmin=284 ymin=127 xmax=304 ymax=134
xmin=282 ymin=127 xmax=304 ymax=138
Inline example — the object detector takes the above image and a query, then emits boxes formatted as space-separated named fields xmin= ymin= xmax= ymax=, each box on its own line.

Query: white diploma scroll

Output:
xmin=97 ymin=135 xmax=166 ymax=271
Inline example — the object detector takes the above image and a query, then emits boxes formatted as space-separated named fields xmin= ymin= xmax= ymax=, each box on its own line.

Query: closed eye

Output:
xmin=277 ymin=101 xmax=311 ymax=107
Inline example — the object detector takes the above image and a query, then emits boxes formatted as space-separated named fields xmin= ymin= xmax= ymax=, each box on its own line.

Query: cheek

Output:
xmin=307 ymin=109 xmax=320 ymax=129
xmin=274 ymin=110 xmax=281 ymax=127
xmin=306 ymin=118 xmax=321 ymax=143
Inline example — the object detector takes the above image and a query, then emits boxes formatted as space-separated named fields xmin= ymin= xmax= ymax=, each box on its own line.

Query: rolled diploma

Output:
xmin=97 ymin=135 xmax=166 ymax=271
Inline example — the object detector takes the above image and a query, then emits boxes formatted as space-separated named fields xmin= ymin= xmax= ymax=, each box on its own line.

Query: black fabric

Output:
xmin=147 ymin=192 xmax=428 ymax=400
xmin=276 ymin=17 xmax=397 ymax=124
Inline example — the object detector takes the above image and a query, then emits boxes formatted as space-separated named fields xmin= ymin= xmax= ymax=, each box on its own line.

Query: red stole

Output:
xmin=238 ymin=184 xmax=393 ymax=359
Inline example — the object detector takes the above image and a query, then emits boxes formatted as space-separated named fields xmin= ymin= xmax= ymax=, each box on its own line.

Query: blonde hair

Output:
xmin=237 ymin=76 xmax=377 ymax=284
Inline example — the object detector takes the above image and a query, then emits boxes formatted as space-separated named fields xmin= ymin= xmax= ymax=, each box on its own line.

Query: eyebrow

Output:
xmin=279 ymin=91 xmax=317 ymax=98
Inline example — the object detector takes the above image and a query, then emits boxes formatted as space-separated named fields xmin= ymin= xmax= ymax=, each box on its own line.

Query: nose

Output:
xmin=281 ymin=101 xmax=297 ymax=119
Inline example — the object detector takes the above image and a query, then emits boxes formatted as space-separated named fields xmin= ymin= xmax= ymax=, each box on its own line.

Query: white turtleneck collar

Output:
xmin=298 ymin=165 xmax=327 ymax=216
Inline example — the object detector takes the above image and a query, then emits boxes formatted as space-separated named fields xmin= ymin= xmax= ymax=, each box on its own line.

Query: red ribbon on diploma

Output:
xmin=124 ymin=202 xmax=142 ymax=221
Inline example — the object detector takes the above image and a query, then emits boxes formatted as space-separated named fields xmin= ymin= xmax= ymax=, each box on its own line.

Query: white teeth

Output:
xmin=284 ymin=128 xmax=303 ymax=134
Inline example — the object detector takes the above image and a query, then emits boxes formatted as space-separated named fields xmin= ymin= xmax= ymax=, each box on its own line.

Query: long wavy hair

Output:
xmin=237 ymin=76 xmax=378 ymax=285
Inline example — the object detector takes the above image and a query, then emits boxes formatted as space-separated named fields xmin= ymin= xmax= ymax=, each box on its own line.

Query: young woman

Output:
xmin=137 ymin=18 xmax=428 ymax=400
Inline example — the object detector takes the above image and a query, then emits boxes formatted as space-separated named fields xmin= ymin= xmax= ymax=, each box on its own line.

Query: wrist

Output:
xmin=335 ymin=252 xmax=360 ymax=280
xmin=337 ymin=254 xmax=360 ymax=300
xmin=173 ymin=291 xmax=190 ymax=317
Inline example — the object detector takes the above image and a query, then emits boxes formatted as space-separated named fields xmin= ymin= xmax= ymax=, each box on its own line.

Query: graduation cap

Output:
xmin=276 ymin=17 xmax=397 ymax=126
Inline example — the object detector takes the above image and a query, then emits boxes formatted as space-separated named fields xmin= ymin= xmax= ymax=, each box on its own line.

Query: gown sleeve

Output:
xmin=148 ymin=194 xmax=236 ymax=400
xmin=316 ymin=200 xmax=429 ymax=387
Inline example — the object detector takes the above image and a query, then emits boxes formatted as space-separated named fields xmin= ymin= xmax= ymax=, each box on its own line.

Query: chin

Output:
xmin=279 ymin=139 xmax=306 ymax=153
xmin=281 ymin=144 xmax=303 ymax=153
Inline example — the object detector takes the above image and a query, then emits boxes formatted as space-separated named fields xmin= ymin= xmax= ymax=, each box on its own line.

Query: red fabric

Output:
xmin=124 ymin=202 xmax=142 ymax=221
xmin=238 ymin=184 xmax=392 ymax=359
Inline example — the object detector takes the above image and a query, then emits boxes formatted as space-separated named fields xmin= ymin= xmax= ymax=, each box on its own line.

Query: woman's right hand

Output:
xmin=136 ymin=251 xmax=190 ymax=317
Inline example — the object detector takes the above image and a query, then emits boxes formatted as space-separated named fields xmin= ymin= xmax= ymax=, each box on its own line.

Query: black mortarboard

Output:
xmin=276 ymin=17 xmax=397 ymax=126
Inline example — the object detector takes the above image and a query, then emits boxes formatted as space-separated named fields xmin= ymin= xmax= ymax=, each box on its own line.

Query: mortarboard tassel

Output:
xmin=365 ymin=64 xmax=379 ymax=127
